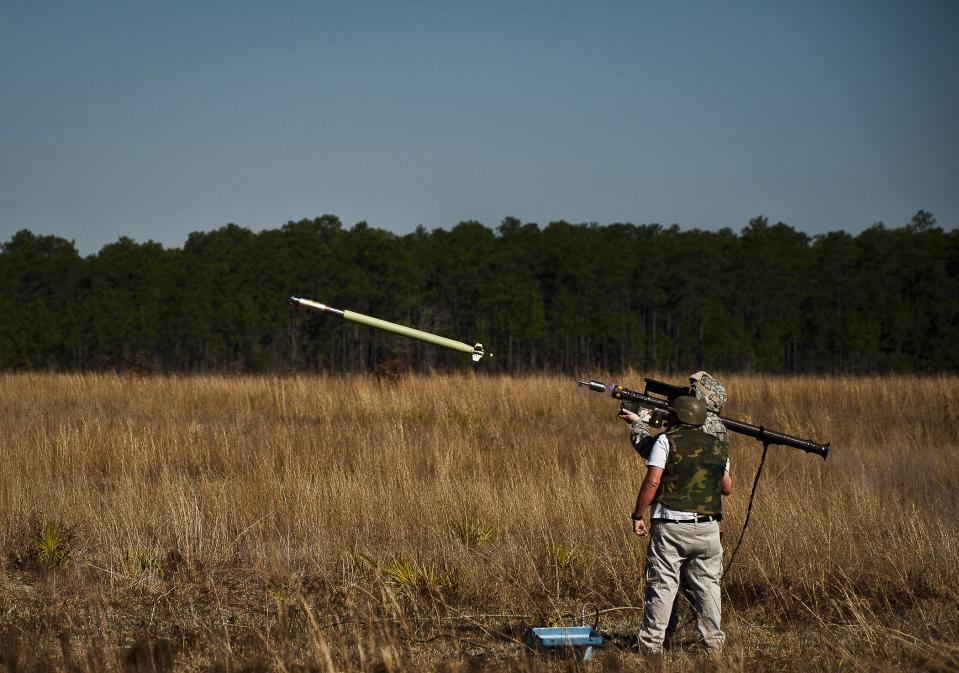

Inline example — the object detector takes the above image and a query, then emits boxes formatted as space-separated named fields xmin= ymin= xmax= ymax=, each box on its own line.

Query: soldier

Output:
xmin=689 ymin=371 xmax=728 ymax=444
xmin=619 ymin=371 xmax=728 ymax=642
xmin=628 ymin=395 xmax=733 ymax=654
xmin=623 ymin=371 xmax=728 ymax=459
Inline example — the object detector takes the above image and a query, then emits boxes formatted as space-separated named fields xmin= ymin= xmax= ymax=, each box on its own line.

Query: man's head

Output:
xmin=689 ymin=371 xmax=726 ymax=414
xmin=668 ymin=396 xmax=707 ymax=427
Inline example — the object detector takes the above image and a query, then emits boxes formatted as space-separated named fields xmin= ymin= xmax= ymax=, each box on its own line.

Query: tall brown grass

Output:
xmin=1 ymin=372 xmax=956 ymax=672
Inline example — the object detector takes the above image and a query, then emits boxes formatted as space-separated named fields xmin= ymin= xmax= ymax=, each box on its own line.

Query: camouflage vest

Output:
xmin=654 ymin=425 xmax=728 ymax=515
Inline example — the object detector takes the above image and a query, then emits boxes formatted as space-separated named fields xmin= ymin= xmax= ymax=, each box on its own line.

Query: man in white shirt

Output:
xmin=622 ymin=371 xmax=729 ymax=643
xmin=625 ymin=396 xmax=733 ymax=653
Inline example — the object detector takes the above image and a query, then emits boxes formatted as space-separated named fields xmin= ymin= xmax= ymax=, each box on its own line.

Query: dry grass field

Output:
xmin=1 ymin=372 xmax=957 ymax=672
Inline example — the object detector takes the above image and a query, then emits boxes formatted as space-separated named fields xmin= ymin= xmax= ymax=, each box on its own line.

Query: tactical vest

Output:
xmin=654 ymin=425 xmax=728 ymax=515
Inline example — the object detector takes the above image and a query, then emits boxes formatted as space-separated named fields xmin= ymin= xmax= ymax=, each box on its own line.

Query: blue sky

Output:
xmin=2 ymin=1 xmax=957 ymax=254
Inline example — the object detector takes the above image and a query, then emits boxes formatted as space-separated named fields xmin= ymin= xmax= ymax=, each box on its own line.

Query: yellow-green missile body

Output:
xmin=289 ymin=296 xmax=490 ymax=362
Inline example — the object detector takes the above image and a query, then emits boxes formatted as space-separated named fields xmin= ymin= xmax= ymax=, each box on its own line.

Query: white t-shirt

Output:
xmin=647 ymin=433 xmax=730 ymax=520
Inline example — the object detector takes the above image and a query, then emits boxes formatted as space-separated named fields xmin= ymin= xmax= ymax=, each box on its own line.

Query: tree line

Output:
xmin=1 ymin=211 xmax=956 ymax=375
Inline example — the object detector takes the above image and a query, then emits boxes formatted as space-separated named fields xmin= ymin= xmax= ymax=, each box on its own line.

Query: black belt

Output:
xmin=653 ymin=513 xmax=722 ymax=523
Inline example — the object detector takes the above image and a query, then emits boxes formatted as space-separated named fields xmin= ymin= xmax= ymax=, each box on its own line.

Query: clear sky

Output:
xmin=3 ymin=1 xmax=958 ymax=254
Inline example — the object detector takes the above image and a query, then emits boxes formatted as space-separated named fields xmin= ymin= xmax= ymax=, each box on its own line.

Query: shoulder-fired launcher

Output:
xmin=579 ymin=377 xmax=829 ymax=459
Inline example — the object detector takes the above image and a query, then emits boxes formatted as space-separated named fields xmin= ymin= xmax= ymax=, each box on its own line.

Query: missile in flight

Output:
xmin=289 ymin=296 xmax=491 ymax=362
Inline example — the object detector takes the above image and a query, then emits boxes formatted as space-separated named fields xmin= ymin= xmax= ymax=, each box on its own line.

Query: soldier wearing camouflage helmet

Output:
xmin=623 ymin=371 xmax=728 ymax=457
xmin=689 ymin=371 xmax=728 ymax=443
xmin=628 ymin=394 xmax=733 ymax=654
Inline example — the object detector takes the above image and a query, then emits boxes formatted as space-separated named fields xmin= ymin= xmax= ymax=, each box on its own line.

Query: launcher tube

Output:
xmin=721 ymin=418 xmax=829 ymax=458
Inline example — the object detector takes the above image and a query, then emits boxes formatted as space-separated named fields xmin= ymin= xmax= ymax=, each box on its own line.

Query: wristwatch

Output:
xmin=630 ymin=513 xmax=643 ymax=522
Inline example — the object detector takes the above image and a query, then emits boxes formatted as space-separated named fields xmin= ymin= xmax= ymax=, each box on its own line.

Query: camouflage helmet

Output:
xmin=668 ymin=396 xmax=707 ymax=426
xmin=689 ymin=371 xmax=726 ymax=414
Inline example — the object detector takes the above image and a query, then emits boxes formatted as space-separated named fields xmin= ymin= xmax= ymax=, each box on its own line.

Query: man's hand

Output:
xmin=619 ymin=408 xmax=640 ymax=424
xmin=632 ymin=516 xmax=648 ymax=537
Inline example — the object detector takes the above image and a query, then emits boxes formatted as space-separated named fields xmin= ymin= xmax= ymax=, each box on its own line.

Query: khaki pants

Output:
xmin=638 ymin=519 xmax=725 ymax=653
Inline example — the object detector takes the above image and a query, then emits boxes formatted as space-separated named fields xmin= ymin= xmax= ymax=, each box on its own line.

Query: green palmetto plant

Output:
xmin=383 ymin=558 xmax=447 ymax=594
xmin=125 ymin=545 xmax=158 ymax=572
xmin=544 ymin=542 xmax=579 ymax=578
xmin=35 ymin=520 xmax=72 ymax=568
xmin=451 ymin=519 xmax=496 ymax=549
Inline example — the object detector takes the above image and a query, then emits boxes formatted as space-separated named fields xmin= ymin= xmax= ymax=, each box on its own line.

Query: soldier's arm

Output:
xmin=630 ymin=419 xmax=652 ymax=445
xmin=619 ymin=409 xmax=656 ymax=458
xmin=720 ymin=453 xmax=732 ymax=495
xmin=721 ymin=471 xmax=733 ymax=496
xmin=628 ymin=418 xmax=655 ymax=458
xmin=633 ymin=465 xmax=664 ymax=517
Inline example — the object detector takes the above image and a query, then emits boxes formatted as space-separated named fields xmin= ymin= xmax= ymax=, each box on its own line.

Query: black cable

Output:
xmin=723 ymin=440 xmax=770 ymax=577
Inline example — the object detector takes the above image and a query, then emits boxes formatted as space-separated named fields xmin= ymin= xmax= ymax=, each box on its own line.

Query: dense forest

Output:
xmin=1 ymin=211 xmax=956 ymax=374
